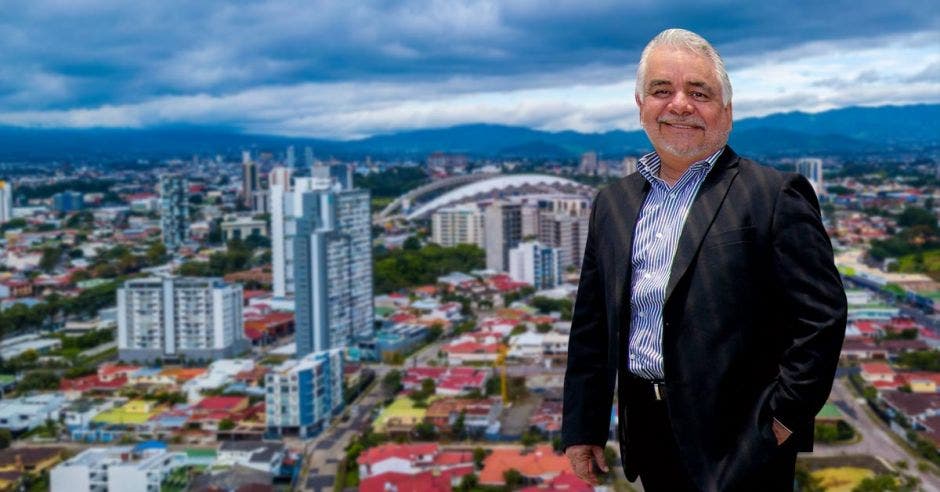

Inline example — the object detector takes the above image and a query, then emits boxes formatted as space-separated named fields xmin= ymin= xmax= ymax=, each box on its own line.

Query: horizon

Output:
xmin=0 ymin=1 xmax=937 ymax=140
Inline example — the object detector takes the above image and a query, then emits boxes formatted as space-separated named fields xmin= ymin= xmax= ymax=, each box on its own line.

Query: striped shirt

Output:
xmin=627 ymin=147 xmax=724 ymax=380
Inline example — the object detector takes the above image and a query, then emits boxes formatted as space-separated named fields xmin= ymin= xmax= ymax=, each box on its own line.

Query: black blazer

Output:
xmin=561 ymin=147 xmax=847 ymax=490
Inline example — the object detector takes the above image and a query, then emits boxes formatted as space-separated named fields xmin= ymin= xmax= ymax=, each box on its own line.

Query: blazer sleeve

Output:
xmin=562 ymin=196 xmax=614 ymax=450
xmin=768 ymin=174 xmax=848 ymax=433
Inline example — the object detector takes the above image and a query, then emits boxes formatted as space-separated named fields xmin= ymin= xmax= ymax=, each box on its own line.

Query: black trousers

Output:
xmin=623 ymin=377 xmax=797 ymax=492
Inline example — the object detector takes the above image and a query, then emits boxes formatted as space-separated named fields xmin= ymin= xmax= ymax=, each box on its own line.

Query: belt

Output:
xmin=625 ymin=374 xmax=667 ymax=401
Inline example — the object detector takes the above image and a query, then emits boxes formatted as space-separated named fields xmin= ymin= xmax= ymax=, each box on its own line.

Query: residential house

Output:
xmin=479 ymin=445 xmax=577 ymax=486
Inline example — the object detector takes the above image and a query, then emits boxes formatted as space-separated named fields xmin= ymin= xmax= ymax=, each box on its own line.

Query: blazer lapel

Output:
xmin=613 ymin=174 xmax=650 ymax=330
xmin=664 ymin=147 xmax=741 ymax=303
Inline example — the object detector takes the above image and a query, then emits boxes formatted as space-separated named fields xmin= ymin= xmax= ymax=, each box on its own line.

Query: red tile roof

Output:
xmin=519 ymin=471 xmax=591 ymax=492
xmin=195 ymin=396 xmax=248 ymax=411
xmin=861 ymin=362 xmax=895 ymax=375
xmin=479 ymin=445 xmax=574 ymax=485
xmin=60 ymin=374 xmax=127 ymax=392
xmin=359 ymin=471 xmax=453 ymax=492
xmin=357 ymin=443 xmax=440 ymax=466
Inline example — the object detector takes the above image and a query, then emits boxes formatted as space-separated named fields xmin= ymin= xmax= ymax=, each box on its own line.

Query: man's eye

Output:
xmin=653 ymin=89 xmax=671 ymax=96
xmin=691 ymin=92 xmax=708 ymax=100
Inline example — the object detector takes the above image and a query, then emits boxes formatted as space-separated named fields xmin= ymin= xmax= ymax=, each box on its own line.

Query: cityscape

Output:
xmin=0 ymin=122 xmax=938 ymax=491
xmin=1 ymin=2 xmax=939 ymax=492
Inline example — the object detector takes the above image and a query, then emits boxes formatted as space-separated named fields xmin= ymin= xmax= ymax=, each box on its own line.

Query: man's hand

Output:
xmin=772 ymin=418 xmax=792 ymax=446
xmin=565 ymin=444 xmax=609 ymax=485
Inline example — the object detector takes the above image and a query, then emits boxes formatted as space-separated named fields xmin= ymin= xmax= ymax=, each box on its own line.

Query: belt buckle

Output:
xmin=653 ymin=382 xmax=664 ymax=401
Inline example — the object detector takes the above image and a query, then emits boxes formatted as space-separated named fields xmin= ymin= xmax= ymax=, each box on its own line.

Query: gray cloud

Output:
xmin=0 ymin=0 xmax=937 ymax=136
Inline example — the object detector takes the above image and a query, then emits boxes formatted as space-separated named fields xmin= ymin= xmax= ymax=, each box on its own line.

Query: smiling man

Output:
xmin=562 ymin=29 xmax=847 ymax=491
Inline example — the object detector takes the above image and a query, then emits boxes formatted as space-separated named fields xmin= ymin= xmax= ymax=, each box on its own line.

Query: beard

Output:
xmin=642 ymin=117 xmax=730 ymax=160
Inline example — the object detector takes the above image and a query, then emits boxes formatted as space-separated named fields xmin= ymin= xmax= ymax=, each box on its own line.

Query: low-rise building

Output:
xmin=216 ymin=441 xmax=286 ymax=474
xmin=0 ymin=393 xmax=68 ymax=434
xmin=50 ymin=443 xmax=184 ymax=492
xmin=265 ymin=349 xmax=343 ymax=438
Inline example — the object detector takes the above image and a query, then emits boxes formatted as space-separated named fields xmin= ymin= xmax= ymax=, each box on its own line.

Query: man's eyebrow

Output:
xmin=647 ymin=79 xmax=672 ymax=89
xmin=687 ymin=81 xmax=715 ymax=93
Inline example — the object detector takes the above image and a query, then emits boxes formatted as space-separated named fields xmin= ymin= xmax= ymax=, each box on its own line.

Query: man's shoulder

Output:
xmin=732 ymin=153 xmax=795 ymax=192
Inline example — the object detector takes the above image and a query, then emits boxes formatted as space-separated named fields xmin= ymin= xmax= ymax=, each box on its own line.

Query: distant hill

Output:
xmin=0 ymin=103 xmax=936 ymax=161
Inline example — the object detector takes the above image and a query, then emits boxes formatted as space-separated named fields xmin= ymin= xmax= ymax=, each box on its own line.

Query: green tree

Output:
xmin=39 ymin=246 xmax=63 ymax=272
xmin=452 ymin=411 xmax=466 ymax=439
xmin=414 ymin=422 xmax=437 ymax=440
xmin=473 ymin=447 xmax=486 ymax=469
xmin=382 ymin=370 xmax=402 ymax=395
xmin=898 ymin=207 xmax=938 ymax=230
xmin=503 ymin=469 xmax=524 ymax=489
xmin=145 ymin=242 xmax=168 ymax=266
xmin=218 ymin=419 xmax=236 ymax=431
xmin=457 ymin=473 xmax=479 ymax=492
xmin=0 ymin=429 xmax=11 ymax=449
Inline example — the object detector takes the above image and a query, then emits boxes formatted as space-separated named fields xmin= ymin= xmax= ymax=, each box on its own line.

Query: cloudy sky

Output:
xmin=0 ymin=0 xmax=937 ymax=139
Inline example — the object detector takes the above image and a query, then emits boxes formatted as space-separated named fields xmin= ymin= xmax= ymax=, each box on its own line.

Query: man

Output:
xmin=562 ymin=28 xmax=846 ymax=491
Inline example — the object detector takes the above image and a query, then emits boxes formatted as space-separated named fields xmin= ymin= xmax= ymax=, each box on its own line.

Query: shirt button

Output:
xmin=629 ymin=355 xmax=636 ymax=360
xmin=638 ymin=312 xmax=646 ymax=318
xmin=669 ymin=193 xmax=676 ymax=199
xmin=655 ymin=233 xmax=663 ymax=239
xmin=644 ymin=273 xmax=652 ymax=279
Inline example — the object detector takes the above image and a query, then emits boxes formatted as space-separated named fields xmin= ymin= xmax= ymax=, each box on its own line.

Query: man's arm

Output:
xmin=768 ymin=174 xmax=848 ymax=435
xmin=562 ymin=197 xmax=613 ymax=450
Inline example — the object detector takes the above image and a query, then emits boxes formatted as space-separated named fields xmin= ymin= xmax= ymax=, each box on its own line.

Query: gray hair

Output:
xmin=635 ymin=28 xmax=732 ymax=106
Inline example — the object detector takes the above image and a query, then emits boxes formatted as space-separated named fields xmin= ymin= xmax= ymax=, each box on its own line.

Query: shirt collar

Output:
xmin=636 ymin=146 xmax=725 ymax=186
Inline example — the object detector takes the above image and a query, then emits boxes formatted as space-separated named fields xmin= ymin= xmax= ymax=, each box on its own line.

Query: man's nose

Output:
xmin=667 ymin=92 xmax=693 ymax=115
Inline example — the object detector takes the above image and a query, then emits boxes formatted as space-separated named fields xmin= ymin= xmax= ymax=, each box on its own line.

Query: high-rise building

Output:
xmin=52 ymin=191 xmax=84 ymax=213
xmin=622 ymin=157 xmax=639 ymax=176
xmin=159 ymin=174 xmax=189 ymax=251
xmin=304 ymin=146 xmax=315 ymax=169
xmin=0 ymin=180 xmax=12 ymax=224
xmin=795 ymin=158 xmax=824 ymax=196
xmin=286 ymin=145 xmax=296 ymax=168
xmin=484 ymin=201 xmax=523 ymax=272
xmin=293 ymin=182 xmax=373 ymax=355
xmin=579 ymin=151 xmax=598 ymax=175
xmin=312 ymin=163 xmax=353 ymax=190
xmin=265 ymin=348 xmax=343 ymax=438
xmin=431 ymin=204 xmax=484 ymax=248
xmin=508 ymin=241 xmax=563 ymax=289
xmin=538 ymin=211 xmax=590 ymax=269
xmin=271 ymin=176 xmax=319 ymax=298
xmin=117 ymin=277 xmax=246 ymax=363
xmin=242 ymin=150 xmax=260 ymax=208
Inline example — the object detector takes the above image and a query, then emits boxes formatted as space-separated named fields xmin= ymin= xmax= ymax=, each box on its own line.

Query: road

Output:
xmin=812 ymin=377 xmax=940 ymax=491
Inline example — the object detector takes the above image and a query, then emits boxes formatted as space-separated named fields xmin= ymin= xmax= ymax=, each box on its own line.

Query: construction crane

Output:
xmin=494 ymin=345 xmax=509 ymax=404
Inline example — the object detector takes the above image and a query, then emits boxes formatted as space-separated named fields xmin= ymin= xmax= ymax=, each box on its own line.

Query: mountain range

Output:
xmin=0 ymin=104 xmax=937 ymax=162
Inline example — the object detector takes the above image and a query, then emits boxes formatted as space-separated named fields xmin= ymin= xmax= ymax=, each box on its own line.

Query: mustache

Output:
xmin=657 ymin=117 xmax=705 ymax=129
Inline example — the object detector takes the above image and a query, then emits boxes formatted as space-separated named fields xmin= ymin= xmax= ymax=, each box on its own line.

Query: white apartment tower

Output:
xmin=508 ymin=241 xmax=564 ymax=289
xmin=271 ymin=173 xmax=373 ymax=355
xmin=0 ymin=180 xmax=12 ymax=224
xmin=795 ymin=157 xmax=824 ymax=196
xmin=117 ymin=277 xmax=246 ymax=363
xmin=431 ymin=204 xmax=484 ymax=247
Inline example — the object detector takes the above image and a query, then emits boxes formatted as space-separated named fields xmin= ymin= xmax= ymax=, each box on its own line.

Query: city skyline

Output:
xmin=0 ymin=1 xmax=936 ymax=139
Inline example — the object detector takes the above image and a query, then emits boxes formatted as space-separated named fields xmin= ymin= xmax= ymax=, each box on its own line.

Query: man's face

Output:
xmin=636 ymin=46 xmax=733 ymax=163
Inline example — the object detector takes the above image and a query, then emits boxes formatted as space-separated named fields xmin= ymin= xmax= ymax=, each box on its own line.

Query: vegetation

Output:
xmin=381 ymin=370 xmax=403 ymax=395
xmin=530 ymin=296 xmax=573 ymax=320
xmin=814 ymin=421 xmax=855 ymax=443
xmin=178 ymin=237 xmax=266 ymax=277
xmin=15 ymin=370 xmax=60 ymax=393
xmin=0 ymin=280 xmax=120 ymax=336
xmin=374 ymin=243 xmax=484 ymax=294
xmin=869 ymin=206 xmax=940 ymax=268
xmin=357 ymin=167 xmax=429 ymax=198
xmin=895 ymin=350 xmax=940 ymax=372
